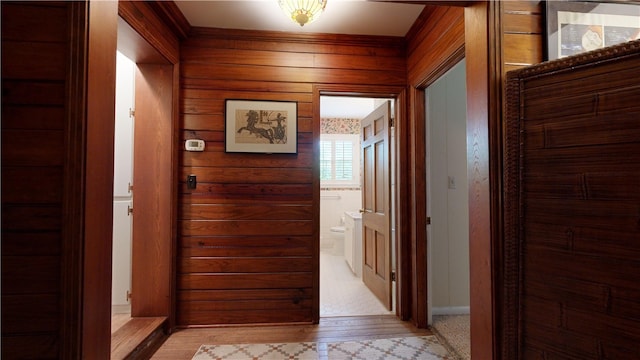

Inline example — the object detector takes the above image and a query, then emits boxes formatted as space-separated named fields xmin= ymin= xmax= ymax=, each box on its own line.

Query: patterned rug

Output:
xmin=432 ymin=315 xmax=470 ymax=360
xmin=192 ymin=335 xmax=454 ymax=360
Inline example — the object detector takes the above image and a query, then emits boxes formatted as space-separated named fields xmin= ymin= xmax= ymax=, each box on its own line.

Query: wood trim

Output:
xmin=503 ymin=65 xmax=523 ymax=360
xmin=312 ymin=84 xmax=408 ymax=322
xmin=83 ymin=1 xmax=118 ymax=357
xmin=489 ymin=2 xmax=506 ymax=358
xmin=407 ymin=7 xmax=465 ymax=81
xmin=312 ymin=85 xmax=321 ymax=323
xmin=415 ymin=46 xmax=466 ymax=89
xmin=371 ymin=0 xmax=472 ymax=6
xmin=408 ymin=86 xmax=426 ymax=328
xmin=118 ymin=1 xmax=180 ymax=64
xmin=407 ymin=43 xmax=464 ymax=327
xmin=147 ymin=1 xmax=191 ymax=39
xmin=111 ymin=317 xmax=168 ymax=359
xmin=61 ymin=2 xmax=87 ymax=358
xmin=404 ymin=5 xmax=437 ymax=43
xmin=464 ymin=2 xmax=500 ymax=359
xmin=188 ymin=26 xmax=406 ymax=49
xmin=393 ymin=87 xmax=411 ymax=322
xmin=117 ymin=16 xmax=168 ymax=65
xmin=169 ymin=58 xmax=181 ymax=333
xmin=405 ymin=45 xmax=463 ymax=327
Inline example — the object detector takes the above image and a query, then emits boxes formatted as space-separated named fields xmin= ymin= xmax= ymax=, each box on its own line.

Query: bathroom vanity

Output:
xmin=343 ymin=211 xmax=363 ymax=277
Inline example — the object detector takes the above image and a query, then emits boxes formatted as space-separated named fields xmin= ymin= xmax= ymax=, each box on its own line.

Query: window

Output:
xmin=320 ymin=134 xmax=360 ymax=187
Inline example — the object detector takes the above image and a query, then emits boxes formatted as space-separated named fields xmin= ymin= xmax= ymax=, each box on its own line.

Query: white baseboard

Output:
xmin=432 ymin=306 xmax=470 ymax=315
xmin=112 ymin=304 xmax=131 ymax=314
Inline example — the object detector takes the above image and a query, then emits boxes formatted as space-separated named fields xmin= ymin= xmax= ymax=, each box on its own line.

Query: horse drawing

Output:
xmin=237 ymin=110 xmax=275 ymax=144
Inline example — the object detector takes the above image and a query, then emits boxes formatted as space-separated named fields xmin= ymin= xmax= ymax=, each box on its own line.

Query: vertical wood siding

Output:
xmin=178 ymin=28 xmax=405 ymax=326
xmin=1 ymin=2 xmax=69 ymax=358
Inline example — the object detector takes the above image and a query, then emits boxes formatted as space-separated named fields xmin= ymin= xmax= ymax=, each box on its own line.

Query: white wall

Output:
xmin=426 ymin=59 xmax=470 ymax=315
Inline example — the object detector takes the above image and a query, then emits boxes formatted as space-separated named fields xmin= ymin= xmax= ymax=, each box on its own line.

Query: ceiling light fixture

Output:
xmin=278 ymin=0 xmax=327 ymax=27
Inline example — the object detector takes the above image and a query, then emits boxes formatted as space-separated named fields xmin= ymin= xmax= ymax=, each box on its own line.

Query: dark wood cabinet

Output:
xmin=503 ymin=39 xmax=640 ymax=359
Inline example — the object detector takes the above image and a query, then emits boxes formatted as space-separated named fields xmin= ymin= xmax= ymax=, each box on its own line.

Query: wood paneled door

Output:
xmin=131 ymin=63 xmax=173 ymax=317
xmin=361 ymin=101 xmax=392 ymax=310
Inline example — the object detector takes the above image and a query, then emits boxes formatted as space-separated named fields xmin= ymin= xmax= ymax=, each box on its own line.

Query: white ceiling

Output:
xmin=174 ymin=0 xmax=425 ymax=37
xmin=320 ymin=96 xmax=376 ymax=118
xmin=174 ymin=0 xmax=421 ymax=118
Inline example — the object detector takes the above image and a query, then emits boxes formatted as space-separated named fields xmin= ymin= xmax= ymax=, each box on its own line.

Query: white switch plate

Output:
xmin=448 ymin=176 xmax=456 ymax=189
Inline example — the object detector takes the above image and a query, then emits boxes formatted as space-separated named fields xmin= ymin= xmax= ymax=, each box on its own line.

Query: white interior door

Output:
xmin=112 ymin=51 xmax=135 ymax=311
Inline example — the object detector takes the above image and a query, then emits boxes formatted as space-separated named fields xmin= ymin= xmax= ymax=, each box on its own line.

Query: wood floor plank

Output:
xmin=111 ymin=313 xmax=131 ymax=335
xmin=150 ymin=315 xmax=432 ymax=360
xmin=111 ymin=317 xmax=166 ymax=360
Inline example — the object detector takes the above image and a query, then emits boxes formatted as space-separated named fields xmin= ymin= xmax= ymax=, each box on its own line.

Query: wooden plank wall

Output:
xmin=178 ymin=27 xmax=406 ymax=326
xmin=502 ymin=1 xmax=544 ymax=73
xmin=81 ymin=2 xmax=119 ymax=357
xmin=406 ymin=6 xmax=465 ymax=85
xmin=1 ymin=2 xmax=69 ymax=358
xmin=506 ymin=42 xmax=640 ymax=359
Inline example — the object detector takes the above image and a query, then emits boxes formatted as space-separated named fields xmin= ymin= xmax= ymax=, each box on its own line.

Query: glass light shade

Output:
xmin=278 ymin=0 xmax=327 ymax=27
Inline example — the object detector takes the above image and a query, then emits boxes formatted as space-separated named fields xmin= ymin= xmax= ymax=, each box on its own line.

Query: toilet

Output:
xmin=321 ymin=215 xmax=346 ymax=255
xmin=328 ymin=225 xmax=345 ymax=256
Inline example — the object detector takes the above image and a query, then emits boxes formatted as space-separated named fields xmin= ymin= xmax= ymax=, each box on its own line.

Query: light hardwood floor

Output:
xmin=111 ymin=313 xmax=131 ymax=334
xmin=150 ymin=315 xmax=433 ymax=359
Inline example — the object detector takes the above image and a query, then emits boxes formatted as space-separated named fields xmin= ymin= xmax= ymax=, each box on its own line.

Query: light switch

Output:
xmin=448 ymin=176 xmax=456 ymax=189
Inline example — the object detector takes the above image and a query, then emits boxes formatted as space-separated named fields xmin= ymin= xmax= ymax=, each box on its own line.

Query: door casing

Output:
xmin=313 ymin=85 xmax=408 ymax=322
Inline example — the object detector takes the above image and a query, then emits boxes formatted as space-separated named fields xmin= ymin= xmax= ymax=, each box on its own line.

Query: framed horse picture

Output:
xmin=225 ymin=99 xmax=298 ymax=154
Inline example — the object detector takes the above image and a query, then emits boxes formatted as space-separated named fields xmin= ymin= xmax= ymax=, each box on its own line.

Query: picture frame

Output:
xmin=225 ymin=99 xmax=297 ymax=154
xmin=545 ymin=1 xmax=640 ymax=61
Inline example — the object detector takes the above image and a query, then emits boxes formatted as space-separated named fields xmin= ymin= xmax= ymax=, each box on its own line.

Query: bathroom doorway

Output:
xmin=319 ymin=95 xmax=396 ymax=317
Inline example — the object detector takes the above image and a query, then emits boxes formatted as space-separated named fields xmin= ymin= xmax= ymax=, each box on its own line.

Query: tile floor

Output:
xmin=320 ymin=251 xmax=393 ymax=317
